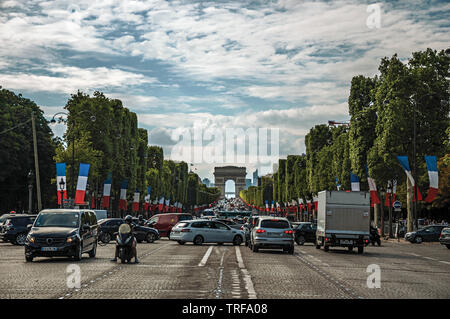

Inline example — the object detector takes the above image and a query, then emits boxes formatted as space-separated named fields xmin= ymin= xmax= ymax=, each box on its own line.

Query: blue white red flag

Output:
xmin=74 ymin=163 xmax=90 ymax=205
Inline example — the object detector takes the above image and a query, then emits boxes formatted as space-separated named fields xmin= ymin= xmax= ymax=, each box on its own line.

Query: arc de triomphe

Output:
xmin=213 ymin=166 xmax=247 ymax=199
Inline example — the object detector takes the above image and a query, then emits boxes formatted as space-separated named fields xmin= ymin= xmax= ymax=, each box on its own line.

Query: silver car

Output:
xmin=170 ymin=219 xmax=244 ymax=246
xmin=249 ymin=217 xmax=294 ymax=254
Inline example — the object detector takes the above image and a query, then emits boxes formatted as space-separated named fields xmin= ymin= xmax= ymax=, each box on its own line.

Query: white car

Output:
xmin=170 ymin=219 xmax=244 ymax=245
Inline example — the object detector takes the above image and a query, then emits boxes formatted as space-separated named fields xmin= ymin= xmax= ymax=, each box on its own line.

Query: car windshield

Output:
xmin=0 ymin=215 xmax=9 ymax=224
xmin=260 ymin=220 xmax=290 ymax=229
xmin=34 ymin=212 xmax=80 ymax=228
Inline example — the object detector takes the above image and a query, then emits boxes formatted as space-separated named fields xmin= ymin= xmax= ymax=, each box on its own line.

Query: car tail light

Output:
xmin=325 ymin=237 xmax=329 ymax=242
xmin=240 ymin=226 xmax=244 ymax=230
xmin=256 ymin=229 xmax=266 ymax=233
xmin=365 ymin=239 xmax=369 ymax=243
xmin=284 ymin=230 xmax=293 ymax=234
xmin=181 ymin=229 xmax=191 ymax=232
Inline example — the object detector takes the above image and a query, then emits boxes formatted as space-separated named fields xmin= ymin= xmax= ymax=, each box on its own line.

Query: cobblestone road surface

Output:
xmin=0 ymin=238 xmax=448 ymax=299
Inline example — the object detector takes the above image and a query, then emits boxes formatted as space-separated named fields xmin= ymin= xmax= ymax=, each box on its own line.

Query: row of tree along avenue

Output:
xmin=241 ymin=48 xmax=449 ymax=233
xmin=0 ymin=89 xmax=220 ymax=216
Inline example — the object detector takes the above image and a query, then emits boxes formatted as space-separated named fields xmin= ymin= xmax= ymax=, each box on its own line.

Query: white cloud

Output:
xmin=0 ymin=65 xmax=157 ymax=94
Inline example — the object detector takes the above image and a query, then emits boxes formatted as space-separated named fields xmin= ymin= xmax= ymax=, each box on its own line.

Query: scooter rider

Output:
xmin=111 ymin=215 xmax=139 ymax=263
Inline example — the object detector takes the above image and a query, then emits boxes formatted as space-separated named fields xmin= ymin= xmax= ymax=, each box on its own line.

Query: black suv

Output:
xmin=294 ymin=222 xmax=317 ymax=245
xmin=0 ymin=214 xmax=37 ymax=245
xmin=25 ymin=209 xmax=98 ymax=262
xmin=98 ymin=218 xmax=160 ymax=244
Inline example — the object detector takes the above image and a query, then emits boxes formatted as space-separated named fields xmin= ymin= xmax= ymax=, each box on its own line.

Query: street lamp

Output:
xmin=50 ymin=110 xmax=96 ymax=199
xmin=27 ymin=170 xmax=34 ymax=213
xmin=59 ymin=178 xmax=65 ymax=208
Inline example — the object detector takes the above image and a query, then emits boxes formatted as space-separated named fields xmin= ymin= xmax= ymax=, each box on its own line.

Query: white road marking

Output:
xmin=198 ymin=246 xmax=213 ymax=267
xmin=235 ymin=246 xmax=245 ymax=269
xmin=235 ymin=246 xmax=257 ymax=299
xmin=439 ymin=260 xmax=450 ymax=265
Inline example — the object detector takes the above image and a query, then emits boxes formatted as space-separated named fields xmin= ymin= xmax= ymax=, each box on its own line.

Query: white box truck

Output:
xmin=316 ymin=191 xmax=370 ymax=254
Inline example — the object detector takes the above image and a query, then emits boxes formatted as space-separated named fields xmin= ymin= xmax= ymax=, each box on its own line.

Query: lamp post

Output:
xmin=50 ymin=110 xmax=96 ymax=199
xmin=27 ymin=170 xmax=34 ymax=213
xmin=59 ymin=178 xmax=65 ymax=208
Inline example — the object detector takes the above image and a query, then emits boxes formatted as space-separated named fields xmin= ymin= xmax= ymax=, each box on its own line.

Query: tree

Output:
xmin=0 ymin=87 xmax=57 ymax=212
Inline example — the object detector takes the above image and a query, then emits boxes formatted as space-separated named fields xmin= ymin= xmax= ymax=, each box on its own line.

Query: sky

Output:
xmin=1 ymin=0 xmax=449 ymax=185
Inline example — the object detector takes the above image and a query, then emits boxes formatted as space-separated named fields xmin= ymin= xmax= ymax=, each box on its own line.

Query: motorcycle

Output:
xmin=115 ymin=224 xmax=134 ymax=263
xmin=370 ymin=227 xmax=381 ymax=246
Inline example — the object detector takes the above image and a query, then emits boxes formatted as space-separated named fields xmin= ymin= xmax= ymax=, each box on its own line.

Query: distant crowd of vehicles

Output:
xmin=0 ymin=194 xmax=448 ymax=263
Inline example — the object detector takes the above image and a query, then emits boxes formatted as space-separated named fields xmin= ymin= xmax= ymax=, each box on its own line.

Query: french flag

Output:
xmin=397 ymin=156 xmax=422 ymax=201
xmin=101 ymin=172 xmax=112 ymax=208
xmin=119 ymin=180 xmax=128 ymax=210
xmin=350 ymin=171 xmax=360 ymax=191
xmin=144 ymin=186 xmax=151 ymax=211
xmin=74 ymin=163 xmax=90 ymax=205
xmin=165 ymin=199 xmax=170 ymax=212
xmin=424 ymin=156 xmax=438 ymax=203
xmin=132 ymin=190 xmax=140 ymax=212
xmin=56 ymin=163 xmax=67 ymax=205
xmin=365 ymin=165 xmax=380 ymax=207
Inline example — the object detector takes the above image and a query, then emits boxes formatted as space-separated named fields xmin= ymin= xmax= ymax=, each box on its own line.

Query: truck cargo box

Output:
xmin=317 ymin=191 xmax=370 ymax=238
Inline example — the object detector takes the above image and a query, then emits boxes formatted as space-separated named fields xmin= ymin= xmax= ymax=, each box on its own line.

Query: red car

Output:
xmin=146 ymin=213 xmax=193 ymax=237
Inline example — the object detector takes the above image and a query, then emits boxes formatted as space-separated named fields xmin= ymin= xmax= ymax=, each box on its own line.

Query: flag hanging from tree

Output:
xmin=397 ymin=156 xmax=422 ymax=201
xmin=424 ymin=156 xmax=438 ymax=203
xmin=74 ymin=163 xmax=90 ymax=205
xmin=350 ymin=171 xmax=360 ymax=191
xmin=132 ymin=190 xmax=140 ymax=212
xmin=119 ymin=180 xmax=128 ymax=210
xmin=101 ymin=172 xmax=112 ymax=208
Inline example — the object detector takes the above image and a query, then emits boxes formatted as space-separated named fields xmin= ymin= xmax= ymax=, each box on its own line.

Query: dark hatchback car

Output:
xmin=405 ymin=225 xmax=447 ymax=244
xmin=439 ymin=228 xmax=450 ymax=249
xmin=25 ymin=209 xmax=98 ymax=262
xmin=294 ymin=222 xmax=317 ymax=245
xmin=0 ymin=214 xmax=37 ymax=245
xmin=98 ymin=218 xmax=159 ymax=243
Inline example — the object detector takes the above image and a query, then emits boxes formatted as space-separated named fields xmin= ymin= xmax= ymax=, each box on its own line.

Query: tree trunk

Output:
xmin=407 ymin=177 xmax=414 ymax=233
xmin=373 ymin=203 xmax=380 ymax=228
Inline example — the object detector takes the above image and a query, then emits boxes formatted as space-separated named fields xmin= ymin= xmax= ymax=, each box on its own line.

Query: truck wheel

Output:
xmin=25 ymin=255 xmax=33 ymax=262
xmin=324 ymin=245 xmax=329 ymax=252
xmin=88 ymin=242 xmax=97 ymax=258
xmin=315 ymin=242 xmax=321 ymax=249
xmin=358 ymin=246 xmax=364 ymax=254
xmin=288 ymin=246 xmax=294 ymax=255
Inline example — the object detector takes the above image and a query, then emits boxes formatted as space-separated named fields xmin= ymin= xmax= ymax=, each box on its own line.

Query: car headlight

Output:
xmin=27 ymin=235 xmax=34 ymax=243
xmin=66 ymin=236 xmax=77 ymax=243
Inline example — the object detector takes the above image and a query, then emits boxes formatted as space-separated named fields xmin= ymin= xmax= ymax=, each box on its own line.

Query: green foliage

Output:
xmin=0 ymin=87 xmax=57 ymax=212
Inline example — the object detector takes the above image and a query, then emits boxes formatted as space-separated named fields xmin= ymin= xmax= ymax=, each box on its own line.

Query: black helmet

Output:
xmin=125 ymin=215 xmax=133 ymax=222
xmin=138 ymin=215 xmax=143 ymax=220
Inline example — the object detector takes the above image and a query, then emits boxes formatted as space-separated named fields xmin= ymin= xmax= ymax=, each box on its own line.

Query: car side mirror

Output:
xmin=27 ymin=224 xmax=33 ymax=231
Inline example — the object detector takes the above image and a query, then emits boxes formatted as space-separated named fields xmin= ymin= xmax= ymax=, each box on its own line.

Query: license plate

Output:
xmin=41 ymin=247 xmax=58 ymax=252
xmin=341 ymin=240 xmax=353 ymax=245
